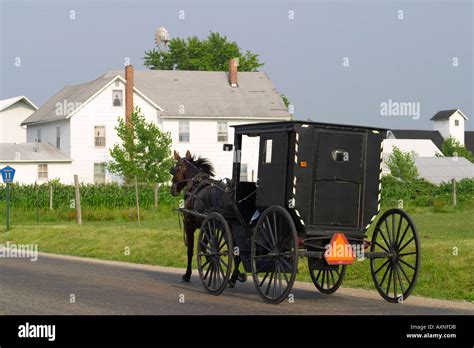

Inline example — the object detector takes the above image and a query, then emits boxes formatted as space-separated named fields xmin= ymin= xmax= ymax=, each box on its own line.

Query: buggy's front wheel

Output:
xmin=309 ymin=261 xmax=347 ymax=294
xmin=251 ymin=206 xmax=298 ymax=304
xmin=197 ymin=212 xmax=233 ymax=295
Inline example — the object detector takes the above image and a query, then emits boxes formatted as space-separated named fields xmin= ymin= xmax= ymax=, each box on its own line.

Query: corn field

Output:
xmin=0 ymin=183 xmax=179 ymax=210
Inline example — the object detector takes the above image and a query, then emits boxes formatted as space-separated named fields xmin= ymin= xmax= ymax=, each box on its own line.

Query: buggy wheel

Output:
xmin=370 ymin=208 xmax=420 ymax=303
xmin=251 ymin=206 xmax=298 ymax=304
xmin=197 ymin=212 xmax=233 ymax=295
xmin=309 ymin=262 xmax=347 ymax=294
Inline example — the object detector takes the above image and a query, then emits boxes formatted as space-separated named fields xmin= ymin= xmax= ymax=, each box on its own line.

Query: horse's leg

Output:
xmin=182 ymin=222 xmax=195 ymax=282
xmin=229 ymin=255 xmax=241 ymax=288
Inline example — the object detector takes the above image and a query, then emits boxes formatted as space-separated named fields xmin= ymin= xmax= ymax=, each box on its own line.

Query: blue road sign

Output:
xmin=1 ymin=166 xmax=16 ymax=183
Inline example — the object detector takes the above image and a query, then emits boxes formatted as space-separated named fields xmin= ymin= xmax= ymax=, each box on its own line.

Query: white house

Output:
xmin=0 ymin=96 xmax=38 ymax=143
xmin=0 ymin=143 xmax=72 ymax=184
xmin=20 ymin=62 xmax=290 ymax=184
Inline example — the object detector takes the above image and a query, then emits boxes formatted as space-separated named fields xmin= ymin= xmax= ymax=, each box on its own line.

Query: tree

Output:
xmin=437 ymin=136 xmax=474 ymax=162
xmin=386 ymin=146 xmax=419 ymax=182
xmin=107 ymin=107 xmax=173 ymax=208
xmin=143 ymin=32 xmax=263 ymax=71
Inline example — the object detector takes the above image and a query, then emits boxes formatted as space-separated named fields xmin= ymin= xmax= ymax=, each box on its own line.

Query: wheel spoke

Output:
xmin=384 ymin=218 xmax=393 ymax=247
xmin=399 ymin=236 xmax=415 ymax=253
xmin=398 ymin=257 xmax=416 ymax=271
xmin=396 ymin=224 xmax=410 ymax=249
xmin=374 ymin=259 xmax=390 ymax=275
xmin=393 ymin=264 xmax=397 ymax=299
xmin=379 ymin=261 xmax=391 ymax=287
xmin=376 ymin=227 xmax=391 ymax=250
xmin=265 ymin=269 xmax=275 ymax=296
xmin=394 ymin=263 xmax=405 ymax=295
xmin=385 ymin=266 xmax=393 ymax=296
xmin=265 ymin=216 xmax=276 ymax=247
xmin=255 ymin=239 xmax=272 ymax=252
xmin=395 ymin=214 xmax=403 ymax=246
xmin=399 ymin=251 xmax=417 ymax=257
xmin=259 ymin=271 xmax=270 ymax=287
xmin=316 ymin=269 xmax=322 ymax=282
xmin=396 ymin=260 xmax=412 ymax=283
xmin=374 ymin=241 xmax=389 ymax=253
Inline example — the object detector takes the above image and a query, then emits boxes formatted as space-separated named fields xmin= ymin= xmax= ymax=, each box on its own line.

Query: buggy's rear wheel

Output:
xmin=197 ymin=212 xmax=233 ymax=295
xmin=309 ymin=261 xmax=347 ymax=294
xmin=370 ymin=208 xmax=420 ymax=303
xmin=251 ymin=206 xmax=298 ymax=304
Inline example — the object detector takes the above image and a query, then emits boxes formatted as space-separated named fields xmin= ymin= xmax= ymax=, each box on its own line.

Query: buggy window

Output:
xmin=263 ymin=139 xmax=272 ymax=163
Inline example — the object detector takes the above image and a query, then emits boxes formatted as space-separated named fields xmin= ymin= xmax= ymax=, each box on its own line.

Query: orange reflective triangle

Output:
xmin=325 ymin=233 xmax=355 ymax=265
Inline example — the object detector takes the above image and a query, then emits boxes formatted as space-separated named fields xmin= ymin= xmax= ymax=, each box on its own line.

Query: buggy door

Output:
xmin=311 ymin=130 xmax=365 ymax=228
xmin=256 ymin=132 xmax=289 ymax=208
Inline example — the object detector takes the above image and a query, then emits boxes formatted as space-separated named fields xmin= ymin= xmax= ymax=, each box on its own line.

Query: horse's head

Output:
xmin=169 ymin=150 xmax=215 ymax=196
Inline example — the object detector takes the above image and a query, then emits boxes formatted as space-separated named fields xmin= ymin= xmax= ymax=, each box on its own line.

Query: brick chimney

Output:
xmin=228 ymin=58 xmax=238 ymax=87
xmin=125 ymin=64 xmax=134 ymax=127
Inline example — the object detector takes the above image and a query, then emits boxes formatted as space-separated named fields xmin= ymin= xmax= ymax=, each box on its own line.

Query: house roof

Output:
xmin=22 ymin=69 xmax=290 ymax=125
xmin=430 ymin=109 xmax=467 ymax=121
xmin=0 ymin=143 xmax=71 ymax=162
xmin=21 ymin=75 xmax=116 ymax=125
xmin=413 ymin=157 xmax=474 ymax=184
xmin=390 ymin=130 xmax=445 ymax=149
xmin=0 ymin=96 xmax=38 ymax=112
xmin=465 ymin=131 xmax=474 ymax=154
xmin=104 ymin=70 xmax=290 ymax=118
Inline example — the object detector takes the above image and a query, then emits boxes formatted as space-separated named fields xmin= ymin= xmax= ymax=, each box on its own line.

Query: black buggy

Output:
xmin=180 ymin=121 xmax=420 ymax=304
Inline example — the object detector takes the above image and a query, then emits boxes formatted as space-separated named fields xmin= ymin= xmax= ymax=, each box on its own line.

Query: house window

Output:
xmin=454 ymin=120 xmax=459 ymax=126
xmin=37 ymin=129 xmax=42 ymax=142
xmin=112 ymin=90 xmax=123 ymax=107
xmin=94 ymin=126 xmax=106 ymax=147
xmin=94 ymin=163 xmax=106 ymax=184
xmin=240 ymin=163 xmax=248 ymax=182
xmin=56 ymin=127 xmax=61 ymax=148
xmin=179 ymin=121 xmax=189 ymax=142
xmin=263 ymin=139 xmax=272 ymax=163
xmin=217 ymin=121 xmax=228 ymax=142
xmin=38 ymin=164 xmax=48 ymax=181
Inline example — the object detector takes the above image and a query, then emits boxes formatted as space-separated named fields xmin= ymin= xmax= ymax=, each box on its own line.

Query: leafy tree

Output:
xmin=143 ymin=32 xmax=263 ymax=71
xmin=437 ymin=136 xmax=474 ymax=162
xmin=107 ymin=107 xmax=173 ymax=187
xmin=386 ymin=146 xmax=419 ymax=182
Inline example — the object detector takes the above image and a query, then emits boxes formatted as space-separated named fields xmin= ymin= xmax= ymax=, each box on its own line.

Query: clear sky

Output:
xmin=0 ymin=0 xmax=472 ymax=130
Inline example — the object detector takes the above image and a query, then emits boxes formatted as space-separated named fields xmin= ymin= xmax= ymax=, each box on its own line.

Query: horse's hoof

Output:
xmin=238 ymin=273 xmax=247 ymax=283
xmin=228 ymin=280 xmax=236 ymax=288
xmin=182 ymin=275 xmax=191 ymax=283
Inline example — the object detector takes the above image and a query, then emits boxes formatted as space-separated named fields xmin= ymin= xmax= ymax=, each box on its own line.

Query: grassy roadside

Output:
xmin=1 ymin=204 xmax=473 ymax=302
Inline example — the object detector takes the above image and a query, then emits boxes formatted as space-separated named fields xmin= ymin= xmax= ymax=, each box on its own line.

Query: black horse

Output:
xmin=170 ymin=150 xmax=245 ymax=286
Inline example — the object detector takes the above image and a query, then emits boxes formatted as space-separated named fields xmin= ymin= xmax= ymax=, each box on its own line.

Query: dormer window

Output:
xmin=454 ymin=120 xmax=459 ymax=126
xmin=112 ymin=90 xmax=123 ymax=107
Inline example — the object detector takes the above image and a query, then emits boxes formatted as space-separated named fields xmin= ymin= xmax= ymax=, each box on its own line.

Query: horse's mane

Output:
xmin=190 ymin=155 xmax=215 ymax=177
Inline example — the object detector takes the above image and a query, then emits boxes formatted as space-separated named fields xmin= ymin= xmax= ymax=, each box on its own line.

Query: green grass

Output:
xmin=1 ymin=203 xmax=473 ymax=302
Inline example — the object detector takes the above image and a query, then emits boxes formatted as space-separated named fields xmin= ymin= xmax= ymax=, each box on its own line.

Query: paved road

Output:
xmin=0 ymin=253 xmax=472 ymax=315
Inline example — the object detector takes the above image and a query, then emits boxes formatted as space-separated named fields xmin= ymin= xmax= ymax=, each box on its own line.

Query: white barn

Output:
xmin=0 ymin=96 xmax=38 ymax=143
xmin=21 ymin=63 xmax=290 ymax=184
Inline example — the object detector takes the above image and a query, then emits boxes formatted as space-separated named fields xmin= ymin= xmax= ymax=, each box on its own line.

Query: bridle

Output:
xmin=170 ymin=157 xmax=207 ymax=193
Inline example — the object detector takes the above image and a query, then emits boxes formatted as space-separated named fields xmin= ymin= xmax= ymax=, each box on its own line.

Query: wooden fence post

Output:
xmin=135 ymin=176 xmax=141 ymax=225
xmin=49 ymin=184 xmax=53 ymax=210
xmin=154 ymin=183 xmax=159 ymax=210
xmin=35 ymin=181 xmax=39 ymax=225
xmin=74 ymin=175 xmax=82 ymax=225
xmin=452 ymin=178 xmax=457 ymax=207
